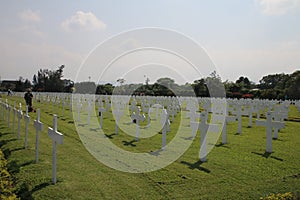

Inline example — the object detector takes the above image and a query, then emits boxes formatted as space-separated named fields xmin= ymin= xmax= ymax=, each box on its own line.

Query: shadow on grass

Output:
xmin=273 ymin=138 xmax=284 ymax=141
xmin=122 ymin=140 xmax=137 ymax=147
xmin=90 ymin=127 xmax=101 ymax=132
xmin=181 ymin=136 xmax=194 ymax=141
xmin=123 ymin=122 xmax=133 ymax=125
xmin=180 ymin=160 xmax=211 ymax=173
xmin=16 ymin=183 xmax=34 ymax=200
xmin=0 ymin=131 xmax=13 ymax=137
xmin=31 ymin=182 xmax=52 ymax=193
xmin=215 ymin=143 xmax=230 ymax=148
xmin=0 ymin=138 xmax=17 ymax=148
xmin=251 ymin=151 xmax=283 ymax=161
xmin=149 ymin=149 xmax=163 ymax=156
xmin=234 ymin=132 xmax=241 ymax=135
xmin=105 ymin=133 xmax=116 ymax=139
xmin=8 ymin=160 xmax=35 ymax=174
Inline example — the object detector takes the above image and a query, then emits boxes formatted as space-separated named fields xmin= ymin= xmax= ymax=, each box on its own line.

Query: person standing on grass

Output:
xmin=24 ymin=88 xmax=35 ymax=112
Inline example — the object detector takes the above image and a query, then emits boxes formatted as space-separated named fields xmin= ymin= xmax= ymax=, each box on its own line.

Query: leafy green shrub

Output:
xmin=260 ymin=192 xmax=296 ymax=200
xmin=0 ymin=150 xmax=19 ymax=200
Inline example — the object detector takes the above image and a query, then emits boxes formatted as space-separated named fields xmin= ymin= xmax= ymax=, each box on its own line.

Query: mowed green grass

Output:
xmin=0 ymin=96 xmax=300 ymax=199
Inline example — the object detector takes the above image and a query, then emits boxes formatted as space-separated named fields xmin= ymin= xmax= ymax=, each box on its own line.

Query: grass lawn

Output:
xmin=0 ymin=96 xmax=300 ymax=199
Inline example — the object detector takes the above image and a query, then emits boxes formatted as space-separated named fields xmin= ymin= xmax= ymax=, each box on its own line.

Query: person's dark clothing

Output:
xmin=24 ymin=91 xmax=33 ymax=112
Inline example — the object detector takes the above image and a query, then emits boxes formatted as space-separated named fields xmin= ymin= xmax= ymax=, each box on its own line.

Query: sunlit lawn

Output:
xmin=0 ymin=96 xmax=299 ymax=199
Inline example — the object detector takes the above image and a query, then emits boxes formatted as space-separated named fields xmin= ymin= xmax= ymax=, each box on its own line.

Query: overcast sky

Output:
xmin=0 ymin=0 xmax=299 ymax=84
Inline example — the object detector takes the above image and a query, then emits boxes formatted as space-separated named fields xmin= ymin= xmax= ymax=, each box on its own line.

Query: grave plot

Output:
xmin=0 ymin=95 xmax=299 ymax=199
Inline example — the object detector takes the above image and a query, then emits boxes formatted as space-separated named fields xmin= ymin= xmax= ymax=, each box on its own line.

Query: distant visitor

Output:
xmin=24 ymin=88 xmax=35 ymax=112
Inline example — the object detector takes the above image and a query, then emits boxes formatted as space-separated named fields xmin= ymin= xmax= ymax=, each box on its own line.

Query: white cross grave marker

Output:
xmin=131 ymin=108 xmax=145 ymax=141
xmin=272 ymin=112 xmax=286 ymax=139
xmin=61 ymin=100 xmax=65 ymax=117
xmin=113 ymin=106 xmax=124 ymax=135
xmin=48 ymin=114 xmax=64 ymax=184
xmin=152 ymin=104 xmax=161 ymax=120
xmin=5 ymin=99 xmax=10 ymax=128
xmin=189 ymin=112 xmax=201 ymax=138
xmin=198 ymin=112 xmax=220 ymax=162
xmin=12 ymin=102 xmax=17 ymax=132
xmin=256 ymin=112 xmax=285 ymax=153
xmin=233 ymin=105 xmax=242 ymax=134
xmin=222 ymin=115 xmax=236 ymax=144
xmin=160 ymin=109 xmax=170 ymax=150
xmin=98 ymin=106 xmax=106 ymax=129
xmin=33 ymin=109 xmax=43 ymax=163
xmin=247 ymin=104 xmax=254 ymax=127
xmin=87 ymin=100 xmax=92 ymax=126
xmin=77 ymin=101 xmax=82 ymax=122
xmin=17 ymin=103 xmax=23 ymax=139
xmin=24 ymin=106 xmax=30 ymax=149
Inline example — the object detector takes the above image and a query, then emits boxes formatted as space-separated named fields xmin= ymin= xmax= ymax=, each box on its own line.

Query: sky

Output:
xmin=0 ymin=0 xmax=299 ymax=85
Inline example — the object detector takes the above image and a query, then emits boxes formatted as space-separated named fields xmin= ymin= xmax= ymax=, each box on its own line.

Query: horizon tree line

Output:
xmin=1 ymin=66 xmax=299 ymax=100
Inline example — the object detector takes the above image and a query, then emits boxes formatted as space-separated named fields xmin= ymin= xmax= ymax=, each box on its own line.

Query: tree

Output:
xmin=154 ymin=78 xmax=177 ymax=96
xmin=205 ymin=71 xmax=225 ymax=97
xmin=287 ymin=70 xmax=300 ymax=99
xmin=74 ymin=82 xmax=96 ymax=94
xmin=116 ymin=78 xmax=125 ymax=86
xmin=192 ymin=78 xmax=208 ymax=97
xmin=32 ymin=65 xmax=66 ymax=92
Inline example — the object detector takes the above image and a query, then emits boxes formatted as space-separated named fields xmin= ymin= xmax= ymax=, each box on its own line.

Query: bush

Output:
xmin=0 ymin=150 xmax=19 ymax=200
xmin=260 ymin=192 xmax=296 ymax=200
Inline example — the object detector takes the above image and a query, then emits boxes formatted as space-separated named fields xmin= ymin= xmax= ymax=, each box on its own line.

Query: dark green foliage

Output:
xmin=32 ymin=65 xmax=66 ymax=92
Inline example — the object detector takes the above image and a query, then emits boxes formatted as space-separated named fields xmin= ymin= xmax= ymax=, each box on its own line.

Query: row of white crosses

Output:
xmin=0 ymin=94 xmax=294 ymax=167
xmin=185 ymin=97 xmax=289 ymax=159
xmin=0 ymin=99 xmax=64 ymax=184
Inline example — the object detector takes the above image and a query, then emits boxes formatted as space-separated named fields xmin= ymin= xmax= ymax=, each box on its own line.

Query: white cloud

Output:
xmin=61 ymin=11 xmax=106 ymax=32
xmin=256 ymin=0 xmax=300 ymax=15
xmin=19 ymin=9 xmax=41 ymax=23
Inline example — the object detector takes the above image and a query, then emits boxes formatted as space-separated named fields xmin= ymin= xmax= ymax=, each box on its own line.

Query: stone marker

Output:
xmin=211 ymin=113 xmax=235 ymax=144
xmin=112 ymin=108 xmax=123 ymax=135
xmin=12 ymin=102 xmax=17 ymax=132
xmin=198 ymin=112 xmax=219 ymax=162
xmin=33 ymin=109 xmax=43 ymax=163
xmin=87 ymin=101 xmax=92 ymax=126
xmin=48 ymin=114 xmax=64 ymax=184
xmin=131 ymin=108 xmax=145 ymax=141
xmin=77 ymin=102 xmax=82 ymax=122
xmin=272 ymin=112 xmax=286 ymax=139
xmin=5 ymin=99 xmax=10 ymax=128
xmin=256 ymin=112 xmax=285 ymax=153
xmin=160 ymin=109 xmax=170 ymax=150
xmin=247 ymin=104 xmax=254 ymax=127
xmin=17 ymin=103 xmax=23 ymax=139
xmin=222 ymin=115 xmax=236 ymax=144
xmin=98 ymin=106 xmax=106 ymax=129
xmin=234 ymin=105 xmax=243 ymax=134
xmin=24 ymin=106 xmax=30 ymax=149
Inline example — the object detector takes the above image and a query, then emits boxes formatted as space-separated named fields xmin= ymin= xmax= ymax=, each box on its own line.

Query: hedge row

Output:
xmin=260 ymin=192 xmax=297 ymax=200
xmin=0 ymin=150 xmax=19 ymax=200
